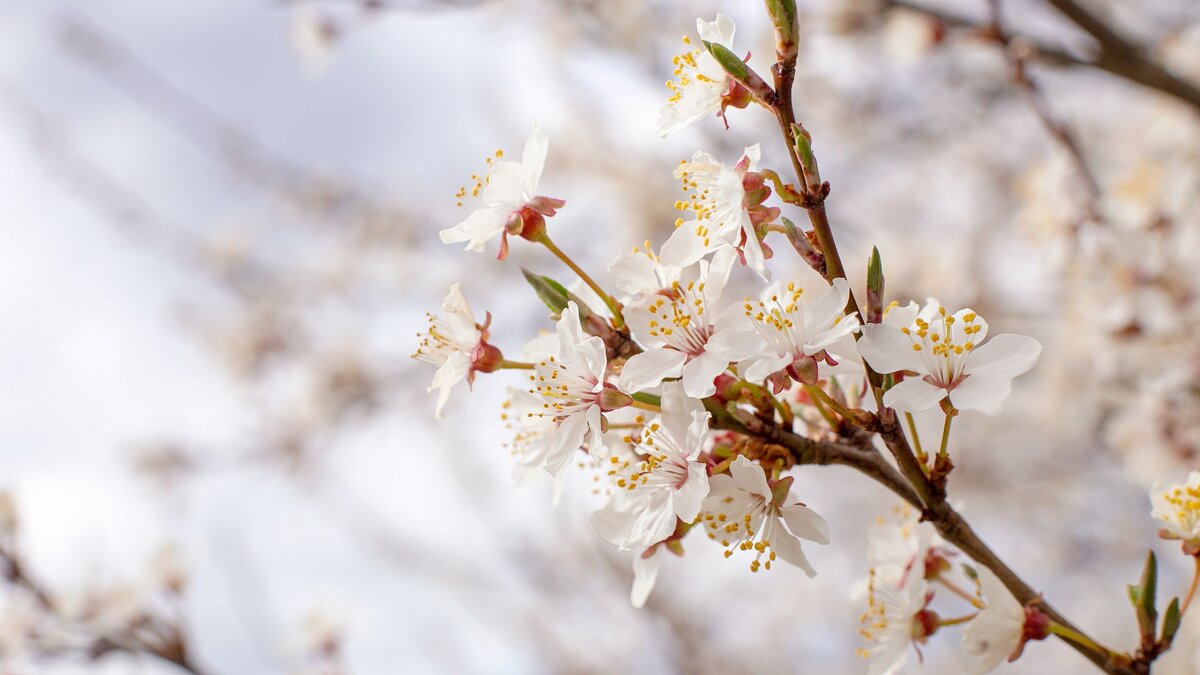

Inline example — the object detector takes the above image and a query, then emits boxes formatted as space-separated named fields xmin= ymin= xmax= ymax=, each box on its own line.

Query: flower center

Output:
xmin=900 ymin=308 xmax=983 ymax=388
xmin=454 ymin=148 xmax=504 ymax=207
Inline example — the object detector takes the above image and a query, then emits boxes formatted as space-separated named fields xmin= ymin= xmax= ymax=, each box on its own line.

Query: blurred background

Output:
xmin=2 ymin=0 xmax=1200 ymax=673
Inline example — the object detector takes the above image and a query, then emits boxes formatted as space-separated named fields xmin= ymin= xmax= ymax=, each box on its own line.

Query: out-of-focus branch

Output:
xmin=883 ymin=0 xmax=1200 ymax=112
xmin=987 ymin=0 xmax=1103 ymax=228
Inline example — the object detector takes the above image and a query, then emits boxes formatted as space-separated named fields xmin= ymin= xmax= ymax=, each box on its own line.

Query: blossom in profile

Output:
xmin=660 ymin=145 xmax=778 ymax=280
xmin=858 ymin=562 xmax=936 ymax=675
xmin=858 ymin=301 xmax=1042 ymax=414
xmin=961 ymin=567 xmax=1032 ymax=673
xmin=707 ymin=278 xmax=861 ymax=391
xmin=611 ymin=245 xmax=736 ymax=397
xmin=657 ymin=14 xmax=748 ymax=138
xmin=590 ymin=384 xmax=711 ymax=549
xmin=699 ymin=456 xmax=829 ymax=574
xmin=1151 ymin=471 xmax=1200 ymax=553
xmin=440 ymin=125 xmax=565 ymax=259
xmin=412 ymin=284 xmax=501 ymax=418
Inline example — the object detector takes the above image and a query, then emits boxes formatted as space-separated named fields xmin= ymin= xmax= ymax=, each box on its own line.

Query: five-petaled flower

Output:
xmin=591 ymin=383 xmax=711 ymax=550
xmin=699 ymin=456 xmax=829 ymax=574
xmin=611 ymin=245 xmax=736 ymax=397
xmin=858 ymin=301 xmax=1042 ymax=414
xmin=440 ymin=125 xmax=565 ymax=259
xmin=528 ymin=301 xmax=630 ymax=475
xmin=661 ymin=144 xmax=778 ymax=281
xmin=657 ymin=14 xmax=751 ymax=138
xmin=412 ymin=283 xmax=502 ymax=418
xmin=708 ymin=278 xmax=861 ymax=392
xmin=1151 ymin=471 xmax=1200 ymax=554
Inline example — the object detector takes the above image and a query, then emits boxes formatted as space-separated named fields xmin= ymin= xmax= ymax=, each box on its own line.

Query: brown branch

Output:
xmin=882 ymin=0 xmax=1200 ymax=112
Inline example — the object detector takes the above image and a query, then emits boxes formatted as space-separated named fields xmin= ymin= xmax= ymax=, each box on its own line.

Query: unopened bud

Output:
xmin=866 ymin=246 xmax=884 ymax=324
xmin=791 ymin=123 xmax=823 ymax=194
xmin=763 ymin=0 xmax=799 ymax=61
xmin=599 ymin=384 xmax=633 ymax=412
xmin=704 ymin=42 xmax=774 ymax=104
xmin=521 ymin=268 xmax=571 ymax=316
xmin=782 ymin=218 xmax=825 ymax=273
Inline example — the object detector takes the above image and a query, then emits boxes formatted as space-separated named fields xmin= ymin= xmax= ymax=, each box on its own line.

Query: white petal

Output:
xmin=439 ymin=208 xmax=506 ymax=252
xmin=697 ymin=13 xmax=735 ymax=47
xmin=741 ymin=353 xmax=792 ymax=383
xmin=882 ymin=300 xmax=919 ymax=327
xmin=659 ymin=220 xmax=718 ymax=268
xmin=949 ymin=374 xmax=1013 ymax=415
xmin=544 ymin=412 xmax=587 ymax=476
xmin=729 ymin=456 xmax=771 ymax=498
xmin=858 ymin=324 xmax=925 ymax=375
xmin=705 ymin=316 xmax=759 ymax=363
xmin=681 ymin=350 xmax=729 ymax=398
xmin=702 ymin=246 xmax=736 ymax=304
xmin=608 ymin=250 xmax=662 ymax=296
xmin=659 ymin=382 xmax=698 ymax=446
xmin=429 ymin=352 xmax=471 ymax=418
xmin=804 ymin=278 xmax=852 ymax=336
xmin=590 ymin=503 xmax=636 ymax=548
xmin=673 ymin=462 xmax=710 ymax=523
xmin=781 ymin=504 xmax=830 ymax=545
xmin=631 ymin=548 xmax=663 ymax=609
xmin=584 ymin=404 xmax=605 ymax=455
xmin=772 ymin=530 xmax=817 ymax=576
xmin=882 ymin=377 xmax=945 ymax=413
xmin=632 ymin=494 xmax=680 ymax=547
xmin=963 ymin=334 xmax=1042 ymax=379
xmin=618 ymin=348 xmax=687 ymax=393
xmin=521 ymin=124 xmax=549 ymax=196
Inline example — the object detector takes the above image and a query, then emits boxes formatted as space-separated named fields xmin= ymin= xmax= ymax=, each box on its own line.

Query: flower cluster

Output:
xmin=405 ymin=6 xmax=1199 ymax=674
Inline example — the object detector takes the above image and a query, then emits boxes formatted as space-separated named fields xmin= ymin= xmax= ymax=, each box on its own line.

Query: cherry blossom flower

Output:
xmin=611 ymin=245 xmax=736 ymax=397
xmin=699 ymin=456 xmax=829 ymax=574
xmin=412 ymin=283 xmax=501 ymax=418
xmin=660 ymin=145 xmax=778 ymax=280
xmin=858 ymin=301 xmax=1042 ymax=414
xmin=590 ymin=384 xmax=711 ymax=549
xmin=858 ymin=562 xmax=936 ymax=675
xmin=1151 ymin=471 xmax=1200 ymax=551
xmin=707 ymin=278 xmax=861 ymax=391
xmin=657 ymin=14 xmax=749 ymax=138
xmin=961 ymin=567 xmax=1028 ymax=673
xmin=440 ymin=125 xmax=565 ymax=259
xmin=527 ymin=301 xmax=629 ymax=475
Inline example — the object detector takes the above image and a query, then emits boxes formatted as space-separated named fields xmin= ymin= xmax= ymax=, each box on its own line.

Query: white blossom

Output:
xmin=440 ymin=125 xmax=564 ymax=258
xmin=962 ymin=567 xmax=1026 ymax=673
xmin=707 ymin=278 xmax=861 ymax=389
xmin=1151 ymin=471 xmax=1200 ymax=548
xmin=699 ymin=456 xmax=829 ymax=574
xmin=412 ymin=283 xmax=491 ymax=418
xmin=858 ymin=301 xmax=1041 ymax=414
xmin=657 ymin=14 xmax=739 ymax=138
xmin=661 ymin=145 xmax=772 ymax=280
xmin=590 ymin=383 xmax=710 ymax=549
xmin=527 ymin=302 xmax=623 ymax=475
xmin=858 ymin=562 xmax=933 ymax=675
xmin=611 ymin=246 xmax=736 ymax=397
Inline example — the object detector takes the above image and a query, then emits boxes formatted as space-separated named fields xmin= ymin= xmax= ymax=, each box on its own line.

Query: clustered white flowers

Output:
xmin=413 ymin=5 xmax=1200 ymax=673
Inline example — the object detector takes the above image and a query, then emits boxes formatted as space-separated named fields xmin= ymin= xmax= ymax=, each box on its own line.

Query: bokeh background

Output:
xmin=3 ymin=0 xmax=1200 ymax=673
